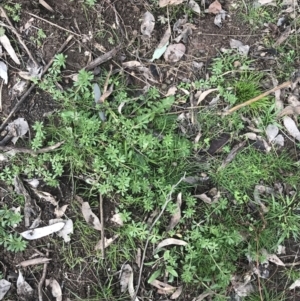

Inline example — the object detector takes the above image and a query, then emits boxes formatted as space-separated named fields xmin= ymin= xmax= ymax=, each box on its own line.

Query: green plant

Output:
xmin=0 ymin=206 xmax=27 ymax=252
xmin=4 ymin=3 xmax=22 ymax=22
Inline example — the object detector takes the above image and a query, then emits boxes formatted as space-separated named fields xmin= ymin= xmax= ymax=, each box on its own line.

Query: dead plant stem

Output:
xmin=38 ymin=246 xmax=49 ymax=301
xmin=99 ymin=193 xmax=105 ymax=259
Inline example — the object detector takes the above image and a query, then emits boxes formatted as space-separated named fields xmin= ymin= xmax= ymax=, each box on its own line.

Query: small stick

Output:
xmin=0 ymin=141 xmax=64 ymax=155
xmin=0 ymin=6 xmax=38 ymax=67
xmin=85 ymin=45 xmax=122 ymax=71
xmin=99 ymin=193 xmax=105 ymax=259
xmin=25 ymin=11 xmax=81 ymax=37
xmin=133 ymin=174 xmax=186 ymax=301
xmin=38 ymin=246 xmax=49 ymax=301
xmin=0 ymin=35 xmax=73 ymax=132
xmin=223 ymin=81 xmax=291 ymax=116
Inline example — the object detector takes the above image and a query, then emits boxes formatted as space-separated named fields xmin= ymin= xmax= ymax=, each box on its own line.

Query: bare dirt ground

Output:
xmin=1 ymin=0 xmax=300 ymax=300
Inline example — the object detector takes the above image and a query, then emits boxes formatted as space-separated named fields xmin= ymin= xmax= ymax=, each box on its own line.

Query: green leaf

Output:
xmin=148 ymin=268 xmax=162 ymax=283
xmin=151 ymin=43 xmax=168 ymax=62
xmin=166 ymin=266 xmax=178 ymax=278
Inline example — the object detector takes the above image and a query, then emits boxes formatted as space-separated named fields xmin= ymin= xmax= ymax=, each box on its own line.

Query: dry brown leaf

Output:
xmin=54 ymin=204 xmax=68 ymax=218
xmin=45 ymin=278 xmax=62 ymax=301
xmin=197 ymin=88 xmax=218 ymax=105
xmin=267 ymin=253 xmax=285 ymax=266
xmin=155 ymin=238 xmax=187 ymax=252
xmin=33 ymin=189 xmax=58 ymax=206
xmin=81 ymin=202 xmax=102 ymax=231
xmin=39 ymin=0 xmax=54 ymax=12
xmin=95 ymin=234 xmax=119 ymax=251
xmin=166 ymin=192 xmax=182 ymax=231
xmin=165 ymin=86 xmax=178 ymax=97
xmin=0 ymin=34 xmax=20 ymax=65
xmin=157 ymin=28 xmax=171 ymax=48
xmin=159 ymin=0 xmax=186 ymax=7
xmin=17 ymin=270 xmax=33 ymax=298
xmin=141 ymin=11 xmax=155 ymax=37
xmin=164 ymin=43 xmax=186 ymax=62
xmin=170 ymin=286 xmax=183 ymax=299
xmin=279 ymin=105 xmax=300 ymax=117
xmin=208 ymin=0 xmax=222 ymax=14
xmin=122 ymin=61 xmax=142 ymax=68
xmin=120 ymin=264 xmax=139 ymax=301
xmin=283 ymin=116 xmax=300 ymax=141
xmin=150 ymin=279 xmax=176 ymax=294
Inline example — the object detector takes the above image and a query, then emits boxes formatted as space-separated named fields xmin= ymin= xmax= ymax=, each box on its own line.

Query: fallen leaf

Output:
xmin=170 ymin=285 xmax=183 ymax=299
xmin=120 ymin=264 xmax=139 ymax=301
xmin=174 ymin=23 xmax=196 ymax=43
xmin=151 ymin=28 xmax=171 ymax=61
xmin=164 ymin=43 xmax=186 ymax=62
xmin=267 ymin=253 xmax=285 ymax=266
xmin=214 ymin=10 xmax=227 ymax=28
xmin=141 ymin=11 xmax=155 ymax=37
xmin=95 ymin=234 xmax=119 ymax=251
xmin=17 ymin=257 xmax=51 ymax=267
xmin=32 ymin=189 xmax=58 ymax=206
xmin=20 ymin=222 xmax=65 ymax=240
xmin=155 ymin=238 xmax=187 ymax=252
xmin=274 ymin=26 xmax=291 ymax=46
xmin=56 ymin=219 xmax=73 ymax=242
xmin=0 ymin=32 xmax=20 ymax=64
xmin=188 ymin=0 xmax=200 ymax=13
xmin=122 ymin=61 xmax=142 ymax=68
xmin=0 ymin=279 xmax=11 ymax=300
xmin=197 ymin=88 xmax=218 ymax=105
xmin=111 ymin=213 xmax=123 ymax=226
xmin=283 ymin=116 xmax=300 ymax=141
xmin=45 ymin=278 xmax=62 ymax=301
xmin=266 ymin=124 xmax=279 ymax=142
xmin=17 ymin=270 xmax=33 ymax=298
xmin=277 ymin=245 xmax=286 ymax=255
xmin=193 ymin=291 xmax=215 ymax=301
xmin=149 ymin=279 xmax=176 ymax=294
xmin=54 ymin=204 xmax=68 ymax=218
xmin=165 ymin=86 xmax=177 ymax=97
xmin=208 ymin=0 xmax=222 ymax=14
xmin=159 ymin=0 xmax=186 ymax=7
xmin=166 ymin=192 xmax=182 ymax=231
xmin=39 ymin=0 xmax=54 ymax=12
xmin=0 ymin=61 xmax=7 ymax=84
xmin=279 ymin=105 xmax=300 ymax=117
xmin=25 ymin=178 xmax=39 ymax=188
xmin=6 ymin=117 xmax=29 ymax=144
xmin=289 ymin=279 xmax=300 ymax=290
xmin=11 ymin=80 xmax=29 ymax=97
xmin=93 ymin=83 xmax=101 ymax=103
xmin=81 ymin=202 xmax=102 ymax=231
xmin=258 ymin=0 xmax=275 ymax=5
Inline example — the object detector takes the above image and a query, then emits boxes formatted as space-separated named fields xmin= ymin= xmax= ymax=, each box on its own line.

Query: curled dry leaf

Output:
xmin=20 ymin=222 xmax=65 ymax=240
xmin=279 ymin=105 xmax=300 ymax=117
xmin=46 ymin=278 xmax=62 ymax=301
xmin=188 ymin=0 xmax=200 ymax=13
xmin=141 ymin=11 xmax=155 ymax=37
xmin=165 ymin=86 xmax=177 ymax=97
xmin=208 ymin=0 xmax=222 ymax=14
xmin=149 ymin=279 xmax=176 ymax=294
xmin=197 ymin=88 xmax=218 ymax=105
xmin=267 ymin=253 xmax=285 ymax=266
xmin=151 ymin=28 xmax=171 ymax=61
xmin=54 ymin=204 xmax=68 ymax=218
xmin=95 ymin=234 xmax=119 ymax=251
xmin=32 ymin=189 xmax=58 ymax=206
xmin=7 ymin=117 xmax=29 ymax=144
xmin=159 ymin=0 xmax=186 ymax=7
xmin=111 ymin=213 xmax=123 ymax=226
xmin=0 ymin=279 xmax=11 ymax=300
xmin=155 ymin=238 xmax=187 ymax=252
xmin=164 ymin=43 xmax=186 ymax=62
xmin=17 ymin=270 xmax=33 ymax=298
xmin=283 ymin=116 xmax=300 ymax=141
xmin=170 ymin=285 xmax=183 ymax=299
xmin=120 ymin=264 xmax=139 ymax=301
xmin=81 ymin=202 xmax=102 ymax=231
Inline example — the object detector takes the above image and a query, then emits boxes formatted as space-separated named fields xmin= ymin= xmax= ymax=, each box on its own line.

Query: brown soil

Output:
xmin=0 ymin=0 xmax=299 ymax=300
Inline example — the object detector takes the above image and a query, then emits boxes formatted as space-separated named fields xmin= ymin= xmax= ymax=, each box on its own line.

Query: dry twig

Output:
xmin=38 ymin=246 xmax=50 ymax=301
xmin=0 ymin=141 xmax=64 ymax=156
xmin=99 ymin=193 xmax=105 ymax=258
